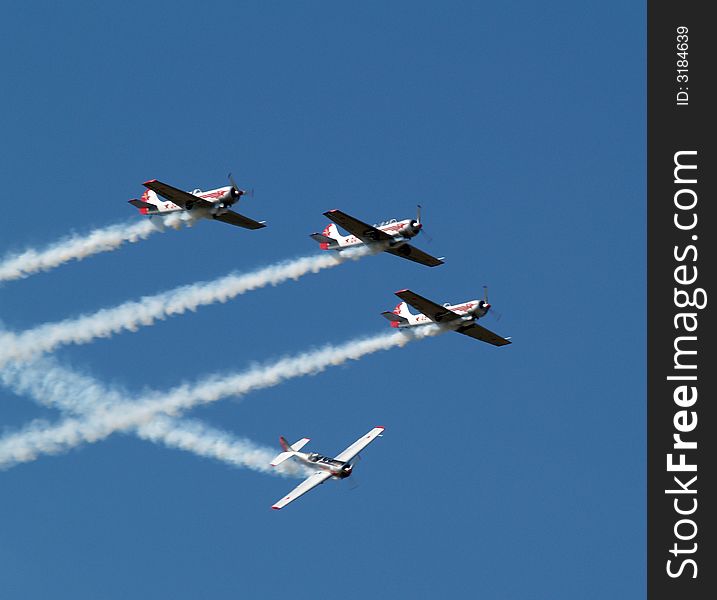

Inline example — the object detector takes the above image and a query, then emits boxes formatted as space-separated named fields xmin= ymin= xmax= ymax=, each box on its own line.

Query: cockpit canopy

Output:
xmin=307 ymin=453 xmax=345 ymax=468
xmin=373 ymin=218 xmax=398 ymax=227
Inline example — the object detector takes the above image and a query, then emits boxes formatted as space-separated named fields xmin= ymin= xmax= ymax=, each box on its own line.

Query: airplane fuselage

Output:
xmin=293 ymin=451 xmax=353 ymax=479
xmin=139 ymin=185 xmax=239 ymax=216
xmin=395 ymin=299 xmax=489 ymax=329
xmin=330 ymin=218 xmax=420 ymax=250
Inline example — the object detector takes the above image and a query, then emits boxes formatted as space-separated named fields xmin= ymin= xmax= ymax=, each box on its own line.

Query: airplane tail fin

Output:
xmin=271 ymin=436 xmax=311 ymax=466
xmin=309 ymin=223 xmax=341 ymax=250
xmin=393 ymin=301 xmax=412 ymax=318
xmin=381 ymin=302 xmax=411 ymax=328
xmin=129 ymin=189 xmax=162 ymax=215
xmin=322 ymin=223 xmax=340 ymax=239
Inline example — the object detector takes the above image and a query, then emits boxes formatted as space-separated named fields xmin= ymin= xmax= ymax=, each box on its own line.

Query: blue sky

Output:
xmin=0 ymin=2 xmax=645 ymax=598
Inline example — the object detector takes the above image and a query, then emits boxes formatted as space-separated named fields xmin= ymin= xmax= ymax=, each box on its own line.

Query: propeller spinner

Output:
xmin=480 ymin=285 xmax=503 ymax=321
xmin=228 ymin=173 xmax=246 ymax=200
xmin=412 ymin=204 xmax=434 ymax=243
xmin=479 ymin=286 xmax=491 ymax=310
xmin=408 ymin=204 xmax=423 ymax=231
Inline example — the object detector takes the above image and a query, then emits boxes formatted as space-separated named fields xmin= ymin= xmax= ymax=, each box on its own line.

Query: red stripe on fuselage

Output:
xmin=199 ymin=189 xmax=227 ymax=199
xmin=451 ymin=303 xmax=475 ymax=312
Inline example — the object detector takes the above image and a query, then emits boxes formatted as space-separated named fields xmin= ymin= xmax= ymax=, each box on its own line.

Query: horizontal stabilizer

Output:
xmin=381 ymin=311 xmax=408 ymax=324
xmin=290 ymin=438 xmax=311 ymax=452
xmin=310 ymin=232 xmax=338 ymax=246
xmin=279 ymin=436 xmax=310 ymax=452
xmin=271 ymin=435 xmax=311 ymax=466
xmin=128 ymin=199 xmax=156 ymax=211
xmin=270 ymin=451 xmax=295 ymax=467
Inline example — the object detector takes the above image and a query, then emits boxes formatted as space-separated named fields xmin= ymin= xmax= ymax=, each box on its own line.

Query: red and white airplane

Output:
xmin=382 ymin=288 xmax=512 ymax=346
xmin=270 ymin=426 xmax=385 ymax=510
xmin=128 ymin=175 xmax=266 ymax=230
xmin=310 ymin=206 xmax=444 ymax=267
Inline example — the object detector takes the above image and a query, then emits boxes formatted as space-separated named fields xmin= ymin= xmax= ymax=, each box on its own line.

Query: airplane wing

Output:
xmin=455 ymin=322 xmax=512 ymax=346
xmin=213 ymin=210 xmax=266 ymax=230
xmin=143 ymin=179 xmax=213 ymax=210
xmin=334 ymin=426 xmax=385 ymax=462
xmin=324 ymin=209 xmax=394 ymax=243
xmin=395 ymin=289 xmax=462 ymax=324
xmin=384 ymin=244 xmax=444 ymax=267
xmin=271 ymin=470 xmax=332 ymax=510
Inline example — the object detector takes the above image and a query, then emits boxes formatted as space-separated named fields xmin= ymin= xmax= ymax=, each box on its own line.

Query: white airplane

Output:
xmin=382 ymin=288 xmax=512 ymax=346
xmin=270 ymin=426 xmax=385 ymax=510
xmin=128 ymin=175 xmax=266 ymax=230
xmin=310 ymin=206 xmax=444 ymax=267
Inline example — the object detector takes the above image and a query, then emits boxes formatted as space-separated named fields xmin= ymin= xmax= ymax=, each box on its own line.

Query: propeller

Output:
xmin=489 ymin=310 xmax=503 ymax=322
xmin=414 ymin=204 xmax=434 ymax=242
xmin=481 ymin=285 xmax=503 ymax=321
xmin=348 ymin=455 xmax=361 ymax=490
xmin=227 ymin=172 xmax=247 ymax=200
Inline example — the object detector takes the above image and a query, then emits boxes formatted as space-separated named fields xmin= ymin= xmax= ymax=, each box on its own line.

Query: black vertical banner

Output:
xmin=648 ymin=2 xmax=715 ymax=599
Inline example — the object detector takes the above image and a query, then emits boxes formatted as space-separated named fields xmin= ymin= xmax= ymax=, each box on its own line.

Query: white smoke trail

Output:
xmin=0 ymin=356 xmax=311 ymax=478
xmin=0 ymin=246 xmax=376 ymax=368
xmin=137 ymin=416 xmax=311 ymax=477
xmin=0 ymin=219 xmax=159 ymax=282
xmin=0 ymin=327 xmax=440 ymax=468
